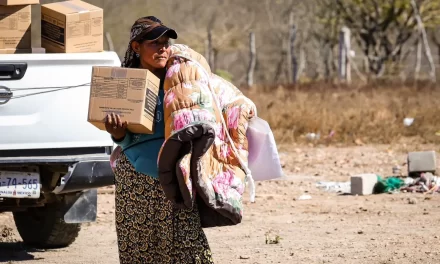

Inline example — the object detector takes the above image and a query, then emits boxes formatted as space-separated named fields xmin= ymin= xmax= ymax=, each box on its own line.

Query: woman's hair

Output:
xmin=121 ymin=16 xmax=177 ymax=68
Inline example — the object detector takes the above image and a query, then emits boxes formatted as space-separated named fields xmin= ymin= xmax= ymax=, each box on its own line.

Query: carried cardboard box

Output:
xmin=0 ymin=47 xmax=45 ymax=54
xmin=0 ymin=0 xmax=39 ymax=5
xmin=88 ymin=67 xmax=160 ymax=134
xmin=0 ymin=5 xmax=31 ymax=49
xmin=41 ymin=0 xmax=103 ymax=53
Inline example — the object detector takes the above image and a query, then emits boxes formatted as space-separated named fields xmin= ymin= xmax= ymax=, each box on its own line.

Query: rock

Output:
xmin=408 ymin=151 xmax=436 ymax=175
xmin=351 ymin=174 xmax=378 ymax=195
xmin=408 ymin=198 xmax=418 ymax=204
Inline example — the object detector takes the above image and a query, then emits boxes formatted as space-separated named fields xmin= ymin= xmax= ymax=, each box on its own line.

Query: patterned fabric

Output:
xmin=158 ymin=44 xmax=257 ymax=227
xmin=114 ymin=153 xmax=214 ymax=264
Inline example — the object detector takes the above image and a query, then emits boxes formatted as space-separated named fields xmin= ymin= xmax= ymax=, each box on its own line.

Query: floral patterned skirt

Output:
xmin=114 ymin=153 xmax=214 ymax=264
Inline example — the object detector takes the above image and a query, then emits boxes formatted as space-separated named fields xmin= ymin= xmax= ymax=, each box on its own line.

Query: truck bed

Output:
xmin=0 ymin=52 xmax=121 ymax=152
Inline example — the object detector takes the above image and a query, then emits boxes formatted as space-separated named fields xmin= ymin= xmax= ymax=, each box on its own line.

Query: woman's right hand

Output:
xmin=105 ymin=113 xmax=128 ymax=141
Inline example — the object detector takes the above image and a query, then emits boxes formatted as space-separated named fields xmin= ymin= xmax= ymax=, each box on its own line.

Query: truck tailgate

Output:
xmin=0 ymin=52 xmax=120 ymax=152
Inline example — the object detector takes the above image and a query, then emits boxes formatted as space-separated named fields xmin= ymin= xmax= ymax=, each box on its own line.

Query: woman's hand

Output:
xmin=105 ymin=113 xmax=128 ymax=141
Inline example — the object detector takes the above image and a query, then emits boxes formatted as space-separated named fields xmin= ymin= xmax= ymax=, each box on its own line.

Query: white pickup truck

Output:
xmin=0 ymin=51 xmax=120 ymax=248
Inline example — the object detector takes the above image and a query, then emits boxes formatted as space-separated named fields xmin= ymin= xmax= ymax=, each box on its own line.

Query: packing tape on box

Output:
xmin=59 ymin=1 xmax=91 ymax=20
xmin=59 ymin=1 xmax=89 ymax=13
xmin=111 ymin=68 xmax=128 ymax=78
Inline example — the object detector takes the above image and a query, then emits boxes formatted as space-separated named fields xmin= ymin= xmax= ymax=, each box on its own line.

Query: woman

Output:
xmin=104 ymin=16 xmax=214 ymax=264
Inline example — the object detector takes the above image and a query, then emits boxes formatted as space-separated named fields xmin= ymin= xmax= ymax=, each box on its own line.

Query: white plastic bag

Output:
xmin=246 ymin=117 xmax=283 ymax=181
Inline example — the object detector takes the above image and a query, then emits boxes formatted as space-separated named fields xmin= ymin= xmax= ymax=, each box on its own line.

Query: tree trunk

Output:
xmin=274 ymin=52 xmax=285 ymax=83
xmin=415 ymin=34 xmax=422 ymax=81
xmin=287 ymin=9 xmax=298 ymax=84
xmin=247 ymin=32 xmax=256 ymax=87
xmin=411 ymin=0 xmax=436 ymax=82
xmin=207 ymin=29 xmax=214 ymax=70
xmin=297 ymin=46 xmax=306 ymax=82
xmin=290 ymin=24 xmax=298 ymax=83
xmin=322 ymin=42 xmax=331 ymax=80
xmin=338 ymin=26 xmax=351 ymax=83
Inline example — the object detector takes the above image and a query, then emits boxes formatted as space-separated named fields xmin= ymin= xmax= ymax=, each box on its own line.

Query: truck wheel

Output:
xmin=12 ymin=204 xmax=81 ymax=248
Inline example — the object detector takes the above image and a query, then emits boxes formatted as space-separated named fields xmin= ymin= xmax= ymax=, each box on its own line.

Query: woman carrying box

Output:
xmin=105 ymin=15 xmax=256 ymax=264
xmin=104 ymin=16 xmax=214 ymax=264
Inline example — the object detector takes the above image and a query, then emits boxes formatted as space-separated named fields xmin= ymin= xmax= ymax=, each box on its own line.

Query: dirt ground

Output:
xmin=1 ymin=144 xmax=440 ymax=264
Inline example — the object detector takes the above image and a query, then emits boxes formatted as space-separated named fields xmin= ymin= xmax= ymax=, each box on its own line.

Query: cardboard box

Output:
xmin=0 ymin=5 xmax=31 ymax=49
xmin=88 ymin=67 xmax=160 ymax=134
xmin=0 ymin=0 xmax=39 ymax=5
xmin=41 ymin=0 xmax=103 ymax=53
xmin=0 ymin=47 xmax=45 ymax=53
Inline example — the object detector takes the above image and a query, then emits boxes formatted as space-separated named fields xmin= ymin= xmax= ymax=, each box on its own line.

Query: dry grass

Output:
xmin=243 ymin=81 xmax=440 ymax=145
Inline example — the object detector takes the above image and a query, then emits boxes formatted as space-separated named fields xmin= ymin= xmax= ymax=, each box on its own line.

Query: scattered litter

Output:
xmin=401 ymin=172 xmax=440 ymax=194
xmin=392 ymin=165 xmax=402 ymax=176
xmin=265 ymin=230 xmax=282 ymax=244
xmin=315 ymin=151 xmax=440 ymax=198
xmin=316 ymin=181 xmax=351 ymax=193
xmin=305 ymin=132 xmax=320 ymax=141
xmin=297 ymin=194 xmax=312 ymax=200
xmin=326 ymin=130 xmax=335 ymax=139
xmin=403 ymin=117 xmax=414 ymax=127
xmin=374 ymin=176 xmax=404 ymax=194
xmin=403 ymin=177 xmax=414 ymax=185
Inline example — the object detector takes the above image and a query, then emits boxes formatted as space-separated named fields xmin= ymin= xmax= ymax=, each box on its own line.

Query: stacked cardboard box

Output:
xmin=2 ymin=1 xmax=120 ymax=133
xmin=0 ymin=0 xmax=103 ymax=54
xmin=0 ymin=0 xmax=39 ymax=4
xmin=0 ymin=0 xmax=39 ymax=53
xmin=41 ymin=0 xmax=103 ymax=53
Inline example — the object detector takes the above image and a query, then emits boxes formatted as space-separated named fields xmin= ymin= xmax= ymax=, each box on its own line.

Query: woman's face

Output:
xmin=132 ymin=35 xmax=171 ymax=70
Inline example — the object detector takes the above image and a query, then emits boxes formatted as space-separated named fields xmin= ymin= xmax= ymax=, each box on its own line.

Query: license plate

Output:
xmin=0 ymin=171 xmax=41 ymax=199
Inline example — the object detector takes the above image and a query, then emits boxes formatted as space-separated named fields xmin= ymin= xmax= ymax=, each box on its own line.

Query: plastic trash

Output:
xmin=392 ymin=165 xmax=401 ymax=176
xmin=305 ymin=133 xmax=320 ymax=141
xmin=403 ymin=118 xmax=414 ymax=127
xmin=403 ymin=177 xmax=414 ymax=185
xmin=316 ymin=181 xmax=351 ymax=193
xmin=297 ymin=194 xmax=312 ymax=200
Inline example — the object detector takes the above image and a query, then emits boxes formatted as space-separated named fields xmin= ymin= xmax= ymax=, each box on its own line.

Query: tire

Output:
xmin=12 ymin=204 xmax=81 ymax=248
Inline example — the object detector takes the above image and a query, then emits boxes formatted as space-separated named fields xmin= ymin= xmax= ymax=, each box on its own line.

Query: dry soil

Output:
xmin=1 ymin=144 xmax=439 ymax=264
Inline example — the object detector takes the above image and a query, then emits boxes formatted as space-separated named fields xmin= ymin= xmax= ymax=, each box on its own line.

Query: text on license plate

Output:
xmin=0 ymin=171 xmax=40 ymax=199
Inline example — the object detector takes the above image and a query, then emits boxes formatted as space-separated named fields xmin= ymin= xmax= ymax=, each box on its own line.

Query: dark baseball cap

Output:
xmin=132 ymin=16 xmax=178 ymax=42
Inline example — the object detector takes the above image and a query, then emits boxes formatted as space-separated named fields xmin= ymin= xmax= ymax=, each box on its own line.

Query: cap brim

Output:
xmin=143 ymin=26 xmax=178 ymax=41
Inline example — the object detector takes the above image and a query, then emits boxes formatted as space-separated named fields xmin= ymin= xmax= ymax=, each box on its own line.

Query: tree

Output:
xmin=331 ymin=0 xmax=440 ymax=77
xmin=314 ymin=0 xmax=344 ymax=80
